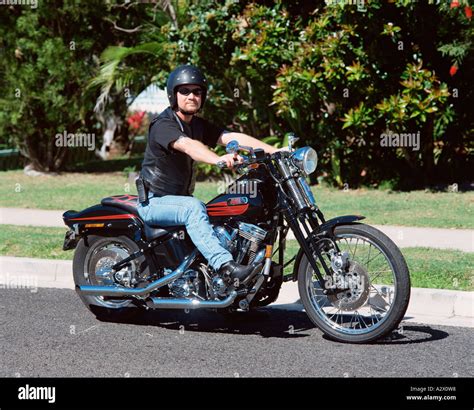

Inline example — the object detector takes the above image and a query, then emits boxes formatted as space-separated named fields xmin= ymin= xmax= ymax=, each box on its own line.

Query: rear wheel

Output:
xmin=298 ymin=223 xmax=410 ymax=343
xmin=73 ymin=235 xmax=148 ymax=321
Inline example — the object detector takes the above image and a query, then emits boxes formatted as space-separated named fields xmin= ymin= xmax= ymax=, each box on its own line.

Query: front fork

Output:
xmin=282 ymin=203 xmax=340 ymax=294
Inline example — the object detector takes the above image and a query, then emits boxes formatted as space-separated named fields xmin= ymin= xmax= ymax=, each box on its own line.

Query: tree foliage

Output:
xmin=1 ymin=0 xmax=472 ymax=187
xmin=92 ymin=0 xmax=472 ymax=188
xmin=0 ymin=1 xmax=159 ymax=171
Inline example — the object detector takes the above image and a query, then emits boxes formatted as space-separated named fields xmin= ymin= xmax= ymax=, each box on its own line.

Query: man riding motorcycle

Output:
xmin=64 ymin=66 xmax=410 ymax=344
xmin=138 ymin=65 xmax=280 ymax=284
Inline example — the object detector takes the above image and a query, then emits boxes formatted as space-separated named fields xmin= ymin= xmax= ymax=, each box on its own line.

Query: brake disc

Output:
xmin=328 ymin=261 xmax=370 ymax=311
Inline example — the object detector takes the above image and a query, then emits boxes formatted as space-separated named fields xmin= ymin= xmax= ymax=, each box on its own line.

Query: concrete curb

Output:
xmin=1 ymin=256 xmax=472 ymax=328
xmin=0 ymin=256 xmax=74 ymax=290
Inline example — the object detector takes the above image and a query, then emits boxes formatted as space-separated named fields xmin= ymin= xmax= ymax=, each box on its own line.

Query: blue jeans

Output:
xmin=137 ymin=194 xmax=233 ymax=270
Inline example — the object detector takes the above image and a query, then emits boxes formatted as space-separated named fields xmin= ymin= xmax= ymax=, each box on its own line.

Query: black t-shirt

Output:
xmin=140 ymin=107 xmax=225 ymax=197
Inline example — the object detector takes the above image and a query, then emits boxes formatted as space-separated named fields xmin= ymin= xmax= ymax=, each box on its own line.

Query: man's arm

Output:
xmin=171 ymin=136 xmax=238 ymax=168
xmin=217 ymin=132 xmax=279 ymax=154
xmin=171 ymin=136 xmax=220 ymax=163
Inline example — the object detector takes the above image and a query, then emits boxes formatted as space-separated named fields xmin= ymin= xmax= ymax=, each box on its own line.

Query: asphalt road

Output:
xmin=1 ymin=287 xmax=472 ymax=378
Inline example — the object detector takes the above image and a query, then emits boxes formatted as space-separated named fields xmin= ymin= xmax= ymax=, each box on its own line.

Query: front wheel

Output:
xmin=298 ymin=223 xmax=410 ymax=343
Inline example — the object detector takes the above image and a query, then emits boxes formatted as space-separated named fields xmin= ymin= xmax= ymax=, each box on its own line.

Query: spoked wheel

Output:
xmin=298 ymin=224 xmax=410 ymax=343
xmin=73 ymin=235 xmax=148 ymax=321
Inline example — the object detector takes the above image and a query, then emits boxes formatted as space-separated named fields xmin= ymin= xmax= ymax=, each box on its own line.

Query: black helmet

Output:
xmin=166 ymin=65 xmax=208 ymax=110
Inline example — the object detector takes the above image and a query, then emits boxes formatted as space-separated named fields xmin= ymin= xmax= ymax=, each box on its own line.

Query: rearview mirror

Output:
xmin=226 ymin=140 xmax=239 ymax=154
xmin=288 ymin=133 xmax=299 ymax=152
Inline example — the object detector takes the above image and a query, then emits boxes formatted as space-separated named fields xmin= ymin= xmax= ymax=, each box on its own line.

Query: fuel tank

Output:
xmin=206 ymin=175 xmax=272 ymax=223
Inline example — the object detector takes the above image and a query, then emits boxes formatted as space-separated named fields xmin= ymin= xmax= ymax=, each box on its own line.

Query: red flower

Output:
xmin=450 ymin=0 xmax=460 ymax=8
xmin=449 ymin=64 xmax=458 ymax=76
xmin=126 ymin=111 xmax=146 ymax=131
xmin=465 ymin=6 xmax=473 ymax=19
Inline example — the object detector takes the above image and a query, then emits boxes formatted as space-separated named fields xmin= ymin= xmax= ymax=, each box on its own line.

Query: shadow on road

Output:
xmin=97 ymin=306 xmax=315 ymax=339
xmin=372 ymin=324 xmax=450 ymax=345
xmin=94 ymin=305 xmax=450 ymax=343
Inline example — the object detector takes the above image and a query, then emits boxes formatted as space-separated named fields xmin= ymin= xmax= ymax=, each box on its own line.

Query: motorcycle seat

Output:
xmin=101 ymin=195 xmax=140 ymax=215
xmin=100 ymin=195 xmax=184 ymax=240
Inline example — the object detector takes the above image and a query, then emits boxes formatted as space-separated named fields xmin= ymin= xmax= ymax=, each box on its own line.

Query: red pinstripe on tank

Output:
xmin=206 ymin=201 xmax=249 ymax=216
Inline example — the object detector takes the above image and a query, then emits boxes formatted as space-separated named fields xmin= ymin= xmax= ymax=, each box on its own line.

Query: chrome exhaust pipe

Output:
xmin=146 ymin=291 xmax=238 ymax=310
xmin=77 ymin=250 xmax=198 ymax=297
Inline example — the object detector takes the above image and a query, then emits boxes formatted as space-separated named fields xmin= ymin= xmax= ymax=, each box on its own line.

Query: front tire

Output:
xmin=298 ymin=223 xmax=410 ymax=343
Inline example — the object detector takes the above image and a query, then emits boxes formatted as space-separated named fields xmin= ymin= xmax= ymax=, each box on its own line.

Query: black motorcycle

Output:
xmin=62 ymin=136 xmax=410 ymax=343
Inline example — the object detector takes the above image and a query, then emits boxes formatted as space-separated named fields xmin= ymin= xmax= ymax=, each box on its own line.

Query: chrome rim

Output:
xmin=305 ymin=233 xmax=397 ymax=335
xmin=85 ymin=242 xmax=136 ymax=308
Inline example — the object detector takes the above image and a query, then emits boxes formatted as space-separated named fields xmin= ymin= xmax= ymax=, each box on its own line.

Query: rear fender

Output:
xmin=62 ymin=205 xmax=142 ymax=249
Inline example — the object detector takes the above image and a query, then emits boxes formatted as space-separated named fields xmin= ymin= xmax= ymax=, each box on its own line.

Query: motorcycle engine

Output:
xmin=168 ymin=269 xmax=200 ymax=298
xmin=170 ymin=223 xmax=268 ymax=299
xmin=214 ymin=222 xmax=268 ymax=264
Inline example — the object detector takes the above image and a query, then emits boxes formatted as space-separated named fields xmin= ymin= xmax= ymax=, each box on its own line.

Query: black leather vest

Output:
xmin=140 ymin=108 xmax=203 ymax=197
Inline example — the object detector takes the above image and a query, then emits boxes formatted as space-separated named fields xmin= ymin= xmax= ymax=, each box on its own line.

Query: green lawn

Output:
xmin=0 ymin=170 xmax=472 ymax=228
xmin=0 ymin=225 xmax=472 ymax=291
xmin=0 ymin=225 xmax=69 ymax=260
xmin=0 ymin=171 xmax=139 ymax=212
xmin=283 ymin=240 xmax=473 ymax=292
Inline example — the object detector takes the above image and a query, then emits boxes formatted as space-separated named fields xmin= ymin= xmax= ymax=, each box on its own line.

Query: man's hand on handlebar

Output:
xmin=216 ymin=153 xmax=244 ymax=169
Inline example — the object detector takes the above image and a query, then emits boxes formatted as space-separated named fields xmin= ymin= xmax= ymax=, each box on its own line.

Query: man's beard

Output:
xmin=178 ymin=106 xmax=199 ymax=116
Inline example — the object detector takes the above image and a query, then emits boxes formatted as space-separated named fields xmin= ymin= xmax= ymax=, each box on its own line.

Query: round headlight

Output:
xmin=292 ymin=147 xmax=318 ymax=175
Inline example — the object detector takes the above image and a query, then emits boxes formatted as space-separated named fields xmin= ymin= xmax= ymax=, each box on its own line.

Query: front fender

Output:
xmin=319 ymin=215 xmax=365 ymax=233
xmin=290 ymin=215 xmax=365 ymax=281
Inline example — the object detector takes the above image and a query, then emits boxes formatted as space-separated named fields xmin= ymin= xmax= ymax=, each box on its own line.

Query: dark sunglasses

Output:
xmin=177 ymin=87 xmax=203 ymax=96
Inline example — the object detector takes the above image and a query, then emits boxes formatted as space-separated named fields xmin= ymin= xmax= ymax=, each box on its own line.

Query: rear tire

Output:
xmin=73 ymin=235 xmax=147 ymax=321
xmin=298 ymin=223 xmax=410 ymax=343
